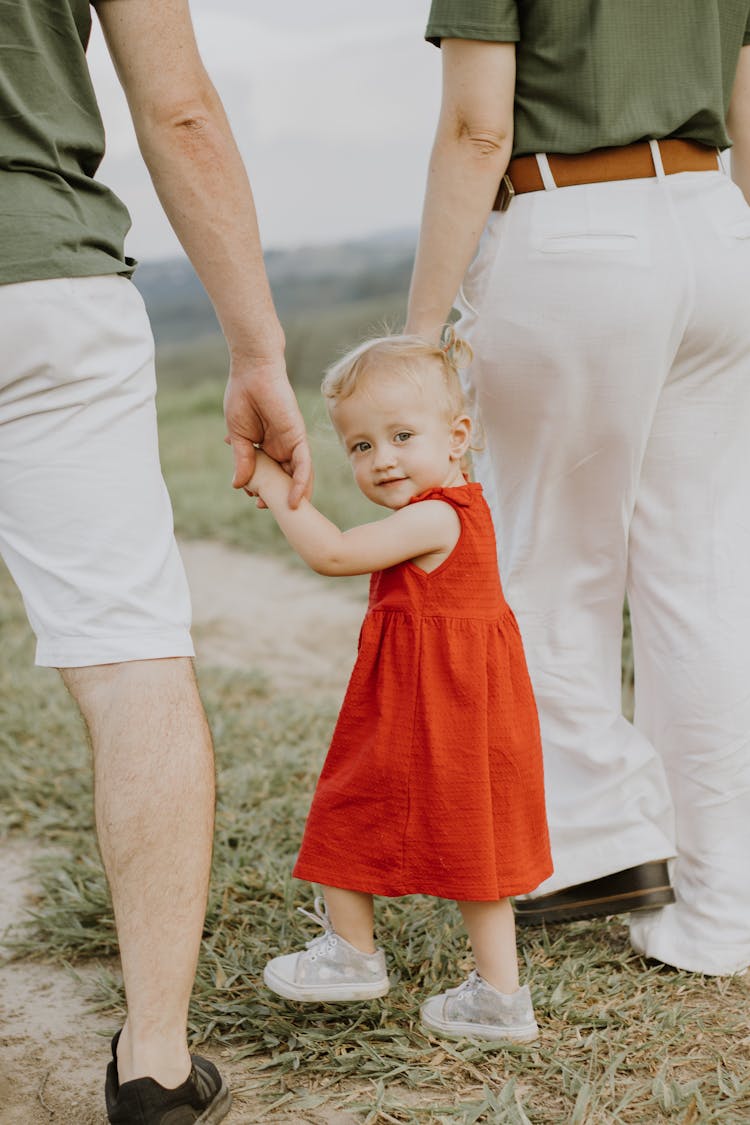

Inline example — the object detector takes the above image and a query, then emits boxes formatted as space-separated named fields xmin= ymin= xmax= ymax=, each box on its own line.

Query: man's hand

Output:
xmin=223 ymin=356 xmax=313 ymax=508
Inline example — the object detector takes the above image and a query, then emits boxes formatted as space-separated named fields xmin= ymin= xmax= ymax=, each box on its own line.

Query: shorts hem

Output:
xmin=35 ymin=633 xmax=195 ymax=668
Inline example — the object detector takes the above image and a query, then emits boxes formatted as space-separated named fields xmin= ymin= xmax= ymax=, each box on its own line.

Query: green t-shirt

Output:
xmin=0 ymin=0 xmax=133 ymax=286
xmin=426 ymin=0 xmax=750 ymax=158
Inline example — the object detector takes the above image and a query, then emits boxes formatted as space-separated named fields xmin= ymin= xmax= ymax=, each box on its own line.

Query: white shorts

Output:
xmin=0 ymin=275 xmax=194 ymax=667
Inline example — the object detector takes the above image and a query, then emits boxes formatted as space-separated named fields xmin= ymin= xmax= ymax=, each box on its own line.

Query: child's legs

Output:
xmin=459 ymin=899 xmax=519 ymax=994
xmin=320 ymin=890 xmax=521 ymax=988
xmin=321 ymin=885 xmax=375 ymax=953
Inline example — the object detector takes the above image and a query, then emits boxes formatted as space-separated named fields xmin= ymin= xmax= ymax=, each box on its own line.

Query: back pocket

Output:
xmin=539 ymin=233 xmax=638 ymax=253
xmin=730 ymin=220 xmax=750 ymax=240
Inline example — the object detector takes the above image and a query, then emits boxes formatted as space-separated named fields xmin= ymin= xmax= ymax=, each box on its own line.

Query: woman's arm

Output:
xmin=406 ymin=39 xmax=516 ymax=343
xmin=728 ymin=44 xmax=750 ymax=203
xmin=248 ymin=452 xmax=459 ymax=576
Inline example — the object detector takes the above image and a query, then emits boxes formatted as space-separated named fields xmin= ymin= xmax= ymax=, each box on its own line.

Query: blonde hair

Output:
xmin=321 ymin=329 xmax=473 ymax=420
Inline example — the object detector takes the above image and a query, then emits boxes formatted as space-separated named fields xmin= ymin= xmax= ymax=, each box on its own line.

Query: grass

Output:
xmin=2 ymin=380 xmax=749 ymax=1122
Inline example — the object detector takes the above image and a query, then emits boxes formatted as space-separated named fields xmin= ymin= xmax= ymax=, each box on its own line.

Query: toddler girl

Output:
xmin=245 ymin=333 xmax=552 ymax=1043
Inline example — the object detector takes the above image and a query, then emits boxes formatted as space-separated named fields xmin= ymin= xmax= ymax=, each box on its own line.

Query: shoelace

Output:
xmin=297 ymin=896 xmax=338 ymax=958
xmin=455 ymin=970 xmax=482 ymax=996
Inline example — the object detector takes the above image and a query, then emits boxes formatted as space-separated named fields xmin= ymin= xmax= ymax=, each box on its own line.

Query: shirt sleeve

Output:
xmin=744 ymin=11 xmax=750 ymax=44
xmin=425 ymin=0 xmax=520 ymax=47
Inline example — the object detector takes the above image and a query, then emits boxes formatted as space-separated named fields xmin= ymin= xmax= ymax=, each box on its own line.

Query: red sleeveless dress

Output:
xmin=293 ymin=481 xmax=552 ymax=900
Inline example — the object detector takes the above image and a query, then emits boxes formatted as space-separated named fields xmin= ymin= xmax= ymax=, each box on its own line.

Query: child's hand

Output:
xmin=244 ymin=488 xmax=266 ymax=510
xmin=244 ymin=448 xmax=268 ymax=508
xmin=244 ymin=449 xmax=288 ymax=509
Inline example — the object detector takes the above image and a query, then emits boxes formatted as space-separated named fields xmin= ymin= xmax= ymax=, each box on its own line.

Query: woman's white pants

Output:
xmin=456 ymin=167 xmax=750 ymax=975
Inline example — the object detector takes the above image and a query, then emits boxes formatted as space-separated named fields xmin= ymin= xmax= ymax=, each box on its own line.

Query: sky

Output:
xmin=88 ymin=1 xmax=442 ymax=261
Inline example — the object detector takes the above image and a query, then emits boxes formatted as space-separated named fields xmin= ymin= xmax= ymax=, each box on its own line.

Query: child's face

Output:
xmin=330 ymin=365 xmax=471 ymax=510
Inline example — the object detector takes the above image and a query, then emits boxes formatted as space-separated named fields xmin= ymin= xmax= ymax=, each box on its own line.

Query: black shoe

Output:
xmin=105 ymin=1032 xmax=232 ymax=1124
xmin=513 ymin=860 xmax=675 ymax=925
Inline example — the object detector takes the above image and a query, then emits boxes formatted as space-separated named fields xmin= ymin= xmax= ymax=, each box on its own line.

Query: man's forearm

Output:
xmin=95 ymin=0 xmax=282 ymax=362
xmin=137 ymin=87 xmax=284 ymax=363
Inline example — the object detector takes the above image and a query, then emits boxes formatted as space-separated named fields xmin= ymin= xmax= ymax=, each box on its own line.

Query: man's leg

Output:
xmin=62 ymin=658 xmax=215 ymax=1085
xmin=0 ymin=276 xmax=226 ymax=1105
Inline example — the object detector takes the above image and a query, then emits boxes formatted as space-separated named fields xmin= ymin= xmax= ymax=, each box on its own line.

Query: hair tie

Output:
xmin=441 ymin=324 xmax=458 ymax=365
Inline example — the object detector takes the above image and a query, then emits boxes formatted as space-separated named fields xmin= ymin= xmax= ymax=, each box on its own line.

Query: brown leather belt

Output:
xmin=493 ymin=139 xmax=720 ymax=211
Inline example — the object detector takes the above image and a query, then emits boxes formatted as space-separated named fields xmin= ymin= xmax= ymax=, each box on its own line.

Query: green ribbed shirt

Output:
xmin=426 ymin=0 xmax=750 ymax=158
xmin=0 ymin=0 xmax=133 ymax=286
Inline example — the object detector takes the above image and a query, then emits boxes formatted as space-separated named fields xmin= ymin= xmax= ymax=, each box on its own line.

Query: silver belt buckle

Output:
xmin=497 ymin=173 xmax=515 ymax=211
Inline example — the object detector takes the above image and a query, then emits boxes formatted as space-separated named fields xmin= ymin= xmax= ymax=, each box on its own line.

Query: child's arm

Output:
xmin=247 ymin=450 xmax=459 ymax=576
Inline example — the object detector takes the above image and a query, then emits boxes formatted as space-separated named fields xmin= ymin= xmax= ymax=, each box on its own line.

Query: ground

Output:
xmin=0 ymin=540 xmax=367 ymax=1125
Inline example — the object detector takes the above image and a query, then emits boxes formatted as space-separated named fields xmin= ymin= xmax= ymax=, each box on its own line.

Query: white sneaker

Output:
xmin=420 ymin=971 xmax=539 ymax=1043
xmin=263 ymin=898 xmax=390 ymax=1002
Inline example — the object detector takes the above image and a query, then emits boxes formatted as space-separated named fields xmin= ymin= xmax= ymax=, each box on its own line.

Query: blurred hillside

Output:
xmin=133 ymin=230 xmax=415 ymax=389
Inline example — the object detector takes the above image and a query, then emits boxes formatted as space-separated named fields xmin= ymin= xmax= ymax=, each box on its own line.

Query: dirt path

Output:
xmin=0 ymin=541 xmax=367 ymax=1125
xmin=185 ymin=540 xmax=368 ymax=696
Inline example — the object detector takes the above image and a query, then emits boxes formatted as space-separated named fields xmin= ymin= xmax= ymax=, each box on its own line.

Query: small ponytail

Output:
xmin=440 ymin=325 xmax=473 ymax=373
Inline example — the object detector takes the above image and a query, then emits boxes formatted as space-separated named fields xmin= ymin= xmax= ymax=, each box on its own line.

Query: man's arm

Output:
xmin=94 ymin=0 xmax=312 ymax=501
xmin=406 ymin=39 xmax=515 ymax=343
xmin=728 ymin=44 xmax=750 ymax=204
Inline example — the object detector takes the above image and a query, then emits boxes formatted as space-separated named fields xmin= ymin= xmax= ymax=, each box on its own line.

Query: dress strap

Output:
xmin=409 ymin=481 xmax=481 ymax=509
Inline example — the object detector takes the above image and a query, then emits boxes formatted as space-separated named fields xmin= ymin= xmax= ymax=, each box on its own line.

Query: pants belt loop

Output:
xmin=535 ymin=153 xmax=558 ymax=191
xmin=649 ymin=139 xmax=667 ymax=180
